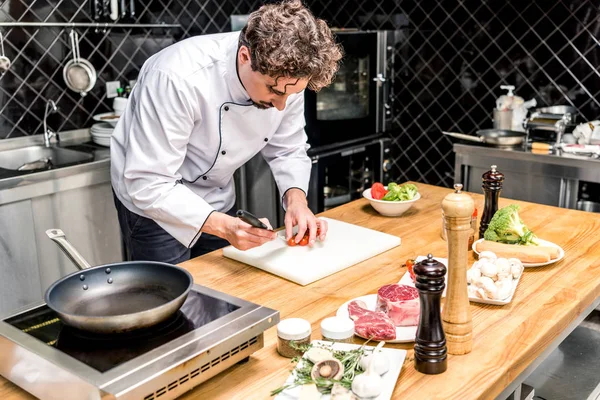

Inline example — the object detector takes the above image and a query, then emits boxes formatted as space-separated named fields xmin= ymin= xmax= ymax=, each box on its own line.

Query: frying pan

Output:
xmin=442 ymin=129 xmax=526 ymax=146
xmin=45 ymin=229 xmax=193 ymax=334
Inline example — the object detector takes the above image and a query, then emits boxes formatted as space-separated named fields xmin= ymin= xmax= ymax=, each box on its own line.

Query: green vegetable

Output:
xmin=270 ymin=342 xmax=370 ymax=396
xmin=382 ymin=183 xmax=418 ymax=202
xmin=483 ymin=204 xmax=539 ymax=245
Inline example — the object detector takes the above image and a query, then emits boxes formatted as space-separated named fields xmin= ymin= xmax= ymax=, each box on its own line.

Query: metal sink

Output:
xmin=0 ymin=146 xmax=93 ymax=171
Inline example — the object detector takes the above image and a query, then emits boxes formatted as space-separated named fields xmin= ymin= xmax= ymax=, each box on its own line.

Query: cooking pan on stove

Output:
xmin=45 ymin=229 xmax=193 ymax=334
xmin=443 ymin=129 xmax=526 ymax=146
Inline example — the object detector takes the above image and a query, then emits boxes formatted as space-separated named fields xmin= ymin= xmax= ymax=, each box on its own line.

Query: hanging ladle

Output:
xmin=0 ymin=31 xmax=11 ymax=74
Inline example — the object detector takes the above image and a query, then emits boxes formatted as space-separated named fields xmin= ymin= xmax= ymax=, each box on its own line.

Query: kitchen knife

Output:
xmin=120 ymin=0 xmax=126 ymax=18
xmin=129 ymin=0 xmax=135 ymax=19
xmin=236 ymin=210 xmax=271 ymax=230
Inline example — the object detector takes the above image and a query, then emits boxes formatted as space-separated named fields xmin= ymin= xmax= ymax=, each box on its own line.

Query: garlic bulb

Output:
xmin=359 ymin=349 xmax=390 ymax=376
xmin=352 ymin=342 xmax=384 ymax=398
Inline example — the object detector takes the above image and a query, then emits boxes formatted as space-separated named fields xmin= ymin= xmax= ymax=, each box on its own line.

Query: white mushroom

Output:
xmin=495 ymin=279 xmax=513 ymax=300
xmin=496 ymin=272 xmax=512 ymax=282
xmin=495 ymin=258 xmax=511 ymax=275
xmin=509 ymin=258 xmax=524 ymax=279
xmin=305 ymin=347 xmax=334 ymax=364
xmin=467 ymin=268 xmax=481 ymax=284
xmin=478 ymin=276 xmax=497 ymax=299
xmin=480 ymin=261 xmax=498 ymax=279
xmin=478 ymin=251 xmax=497 ymax=261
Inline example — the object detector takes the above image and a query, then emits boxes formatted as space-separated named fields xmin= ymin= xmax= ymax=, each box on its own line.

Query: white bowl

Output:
xmin=93 ymin=112 xmax=120 ymax=127
xmin=362 ymin=186 xmax=421 ymax=217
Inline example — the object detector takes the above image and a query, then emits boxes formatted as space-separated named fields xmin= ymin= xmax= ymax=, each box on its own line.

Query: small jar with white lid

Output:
xmin=321 ymin=317 xmax=355 ymax=343
xmin=277 ymin=318 xmax=311 ymax=358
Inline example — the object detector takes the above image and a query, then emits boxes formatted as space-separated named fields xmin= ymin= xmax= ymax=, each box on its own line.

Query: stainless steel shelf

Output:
xmin=0 ymin=22 xmax=181 ymax=29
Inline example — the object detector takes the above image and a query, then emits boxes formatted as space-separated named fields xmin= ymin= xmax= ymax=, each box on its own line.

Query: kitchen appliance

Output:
xmin=235 ymin=135 xmax=393 ymax=227
xmin=442 ymin=129 xmax=526 ymax=147
xmin=525 ymin=105 xmax=578 ymax=146
xmin=303 ymin=30 xmax=397 ymax=149
xmin=45 ymin=229 xmax=193 ymax=334
xmin=0 ymin=284 xmax=278 ymax=400
xmin=223 ymin=217 xmax=401 ymax=286
xmin=308 ymin=136 xmax=393 ymax=213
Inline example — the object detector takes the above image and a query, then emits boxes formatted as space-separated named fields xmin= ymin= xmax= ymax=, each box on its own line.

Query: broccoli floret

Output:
xmin=398 ymin=184 xmax=418 ymax=201
xmin=483 ymin=205 xmax=539 ymax=245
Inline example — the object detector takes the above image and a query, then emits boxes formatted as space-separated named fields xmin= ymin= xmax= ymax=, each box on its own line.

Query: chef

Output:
xmin=110 ymin=0 xmax=343 ymax=263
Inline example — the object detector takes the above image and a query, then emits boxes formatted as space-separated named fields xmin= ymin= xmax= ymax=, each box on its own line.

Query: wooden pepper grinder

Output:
xmin=479 ymin=165 xmax=504 ymax=239
xmin=442 ymin=183 xmax=474 ymax=355
xmin=414 ymin=254 xmax=447 ymax=374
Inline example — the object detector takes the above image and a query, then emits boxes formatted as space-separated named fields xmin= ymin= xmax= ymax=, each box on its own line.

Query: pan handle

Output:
xmin=442 ymin=131 xmax=485 ymax=143
xmin=46 ymin=229 xmax=93 ymax=270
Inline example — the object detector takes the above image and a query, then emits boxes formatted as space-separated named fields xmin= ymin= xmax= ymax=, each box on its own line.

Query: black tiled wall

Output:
xmin=1 ymin=0 xmax=599 ymax=187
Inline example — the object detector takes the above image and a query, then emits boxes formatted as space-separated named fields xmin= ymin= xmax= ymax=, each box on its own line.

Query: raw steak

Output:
xmin=377 ymin=284 xmax=420 ymax=327
xmin=347 ymin=300 xmax=396 ymax=341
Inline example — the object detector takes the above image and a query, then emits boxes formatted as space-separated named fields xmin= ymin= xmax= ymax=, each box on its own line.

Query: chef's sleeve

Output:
xmin=123 ymin=69 xmax=214 ymax=247
xmin=260 ymin=92 xmax=312 ymax=209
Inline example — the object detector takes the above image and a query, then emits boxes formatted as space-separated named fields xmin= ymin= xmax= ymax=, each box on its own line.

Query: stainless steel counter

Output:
xmin=0 ymin=130 xmax=121 ymax=316
xmin=453 ymin=143 xmax=600 ymax=209
xmin=0 ymin=130 xmax=111 ymax=205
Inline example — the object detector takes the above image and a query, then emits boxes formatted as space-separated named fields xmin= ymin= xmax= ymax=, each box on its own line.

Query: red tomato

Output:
xmin=371 ymin=182 xmax=388 ymax=200
xmin=404 ymin=259 xmax=416 ymax=282
xmin=287 ymin=238 xmax=297 ymax=246
xmin=299 ymin=237 xmax=309 ymax=246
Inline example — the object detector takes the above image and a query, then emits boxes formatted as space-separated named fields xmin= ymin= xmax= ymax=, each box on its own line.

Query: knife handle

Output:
xmin=120 ymin=0 xmax=126 ymax=18
xmin=236 ymin=210 xmax=270 ymax=230
xmin=129 ymin=0 xmax=135 ymax=19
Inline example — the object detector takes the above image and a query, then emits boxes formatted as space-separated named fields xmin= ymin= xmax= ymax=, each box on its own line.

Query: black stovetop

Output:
xmin=4 ymin=290 xmax=239 ymax=373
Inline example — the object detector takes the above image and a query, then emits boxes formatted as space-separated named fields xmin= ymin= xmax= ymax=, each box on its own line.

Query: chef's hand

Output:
xmin=284 ymin=188 xmax=328 ymax=246
xmin=203 ymin=212 xmax=276 ymax=251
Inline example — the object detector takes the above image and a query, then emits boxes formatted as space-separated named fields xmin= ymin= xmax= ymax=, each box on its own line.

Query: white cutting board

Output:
xmin=222 ymin=217 xmax=401 ymax=286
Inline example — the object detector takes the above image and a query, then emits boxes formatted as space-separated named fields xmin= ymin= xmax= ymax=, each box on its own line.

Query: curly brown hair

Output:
xmin=239 ymin=0 xmax=343 ymax=92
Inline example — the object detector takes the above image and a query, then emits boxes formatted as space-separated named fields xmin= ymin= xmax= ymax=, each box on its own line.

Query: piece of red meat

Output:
xmin=377 ymin=284 xmax=420 ymax=327
xmin=347 ymin=300 xmax=396 ymax=341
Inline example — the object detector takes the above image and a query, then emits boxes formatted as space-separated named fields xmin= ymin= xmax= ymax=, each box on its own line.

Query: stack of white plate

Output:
xmin=90 ymin=123 xmax=114 ymax=147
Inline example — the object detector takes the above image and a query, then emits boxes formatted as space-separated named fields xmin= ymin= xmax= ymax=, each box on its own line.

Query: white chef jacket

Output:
xmin=110 ymin=31 xmax=311 ymax=248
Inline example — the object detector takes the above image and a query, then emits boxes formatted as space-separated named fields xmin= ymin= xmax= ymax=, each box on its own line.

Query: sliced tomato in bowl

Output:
xmin=371 ymin=182 xmax=388 ymax=200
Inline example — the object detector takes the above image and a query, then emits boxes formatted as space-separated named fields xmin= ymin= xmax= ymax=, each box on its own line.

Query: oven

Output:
xmin=235 ymin=136 xmax=393 ymax=227
xmin=304 ymin=30 xmax=396 ymax=149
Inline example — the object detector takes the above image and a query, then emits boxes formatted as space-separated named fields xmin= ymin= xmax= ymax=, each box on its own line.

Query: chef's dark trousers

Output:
xmin=113 ymin=193 xmax=232 ymax=264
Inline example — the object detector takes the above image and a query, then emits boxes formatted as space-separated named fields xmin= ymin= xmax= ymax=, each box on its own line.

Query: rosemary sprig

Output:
xmin=271 ymin=341 xmax=374 ymax=396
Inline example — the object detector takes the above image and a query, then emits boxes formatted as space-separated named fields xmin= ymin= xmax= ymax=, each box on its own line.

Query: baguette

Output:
xmin=475 ymin=240 xmax=558 ymax=263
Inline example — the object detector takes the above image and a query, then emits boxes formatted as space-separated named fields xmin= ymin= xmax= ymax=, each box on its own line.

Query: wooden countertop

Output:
xmin=2 ymin=182 xmax=600 ymax=400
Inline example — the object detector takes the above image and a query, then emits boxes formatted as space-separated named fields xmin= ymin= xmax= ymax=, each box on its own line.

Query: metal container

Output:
xmin=493 ymin=109 xmax=513 ymax=130
xmin=577 ymin=200 xmax=600 ymax=213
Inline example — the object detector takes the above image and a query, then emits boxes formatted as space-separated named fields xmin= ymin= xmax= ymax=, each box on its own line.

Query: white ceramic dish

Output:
xmin=472 ymin=238 xmax=564 ymax=267
xmin=400 ymin=256 xmax=520 ymax=305
xmin=362 ymin=186 xmax=420 ymax=217
xmin=92 ymin=136 xmax=111 ymax=147
xmin=275 ymin=340 xmax=406 ymax=400
xmin=92 ymin=112 xmax=120 ymax=127
xmin=336 ymin=295 xmax=417 ymax=343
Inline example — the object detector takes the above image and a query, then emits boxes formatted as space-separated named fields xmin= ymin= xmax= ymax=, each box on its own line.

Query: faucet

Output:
xmin=43 ymin=99 xmax=58 ymax=147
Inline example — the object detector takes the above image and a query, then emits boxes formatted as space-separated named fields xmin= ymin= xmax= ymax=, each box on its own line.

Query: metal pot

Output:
xmin=45 ymin=228 xmax=193 ymax=334
xmin=442 ymin=129 xmax=526 ymax=147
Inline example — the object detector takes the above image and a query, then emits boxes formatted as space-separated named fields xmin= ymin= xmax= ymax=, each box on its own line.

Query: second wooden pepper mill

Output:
xmin=479 ymin=165 xmax=504 ymax=239
xmin=414 ymin=254 xmax=447 ymax=374
xmin=442 ymin=183 xmax=474 ymax=355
